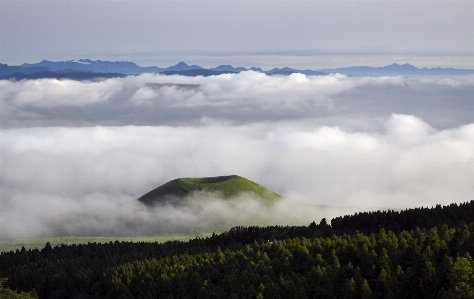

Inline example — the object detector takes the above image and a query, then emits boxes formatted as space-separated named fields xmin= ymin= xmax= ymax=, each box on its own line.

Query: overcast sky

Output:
xmin=1 ymin=0 xmax=474 ymax=69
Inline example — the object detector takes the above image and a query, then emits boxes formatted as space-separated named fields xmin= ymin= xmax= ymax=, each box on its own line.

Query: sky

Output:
xmin=0 ymin=0 xmax=473 ymax=239
xmin=1 ymin=0 xmax=474 ymax=69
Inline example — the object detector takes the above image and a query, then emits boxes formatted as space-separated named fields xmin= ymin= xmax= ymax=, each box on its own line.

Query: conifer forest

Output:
xmin=1 ymin=201 xmax=474 ymax=299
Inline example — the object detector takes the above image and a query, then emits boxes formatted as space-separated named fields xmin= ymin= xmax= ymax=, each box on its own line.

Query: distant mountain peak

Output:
xmin=249 ymin=67 xmax=263 ymax=72
xmin=165 ymin=61 xmax=204 ymax=71
xmin=318 ymin=62 xmax=474 ymax=76
xmin=385 ymin=63 xmax=417 ymax=69
xmin=210 ymin=65 xmax=247 ymax=72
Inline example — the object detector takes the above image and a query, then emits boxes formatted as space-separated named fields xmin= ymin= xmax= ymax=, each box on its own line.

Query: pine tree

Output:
xmin=361 ymin=279 xmax=372 ymax=299
xmin=446 ymin=255 xmax=474 ymax=298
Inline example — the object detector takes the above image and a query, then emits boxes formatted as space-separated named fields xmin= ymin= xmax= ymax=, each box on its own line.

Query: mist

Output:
xmin=1 ymin=73 xmax=473 ymax=239
xmin=0 ymin=191 xmax=357 ymax=239
xmin=1 ymin=115 xmax=473 ymax=239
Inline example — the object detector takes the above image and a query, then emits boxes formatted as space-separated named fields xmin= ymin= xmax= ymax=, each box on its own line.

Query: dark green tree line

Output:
xmin=1 ymin=201 xmax=473 ymax=298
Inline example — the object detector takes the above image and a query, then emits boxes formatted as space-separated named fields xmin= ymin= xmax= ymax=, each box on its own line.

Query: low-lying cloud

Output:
xmin=0 ymin=78 xmax=123 ymax=107
xmin=1 ymin=72 xmax=473 ymax=238
xmin=0 ymin=192 xmax=354 ymax=239
xmin=2 ymin=72 xmax=473 ymax=129
xmin=1 ymin=114 xmax=473 ymax=239
xmin=1 ymin=72 xmax=398 ymax=108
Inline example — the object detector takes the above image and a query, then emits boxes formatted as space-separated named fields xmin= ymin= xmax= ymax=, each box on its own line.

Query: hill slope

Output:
xmin=138 ymin=175 xmax=281 ymax=205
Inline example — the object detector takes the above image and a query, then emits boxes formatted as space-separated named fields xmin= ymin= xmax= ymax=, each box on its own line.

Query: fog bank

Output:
xmin=2 ymin=73 xmax=474 ymax=129
xmin=1 ymin=115 xmax=473 ymax=238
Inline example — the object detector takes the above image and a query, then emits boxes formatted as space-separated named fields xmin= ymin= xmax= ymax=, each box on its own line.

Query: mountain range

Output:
xmin=1 ymin=59 xmax=474 ymax=80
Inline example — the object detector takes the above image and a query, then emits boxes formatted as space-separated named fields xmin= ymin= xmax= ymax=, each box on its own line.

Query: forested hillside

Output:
xmin=1 ymin=201 xmax=473 ymax=299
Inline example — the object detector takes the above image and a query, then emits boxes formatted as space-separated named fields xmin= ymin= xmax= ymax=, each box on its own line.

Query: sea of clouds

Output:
xmin=1 ymin=72 xmax=473 ymax=238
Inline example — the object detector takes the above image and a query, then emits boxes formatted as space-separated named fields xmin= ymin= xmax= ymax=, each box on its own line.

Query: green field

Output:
xmin=0 ymin=234 xmax=213 ymax=253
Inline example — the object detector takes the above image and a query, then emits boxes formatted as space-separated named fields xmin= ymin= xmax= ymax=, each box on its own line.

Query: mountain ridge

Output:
xmin=2 ymin=60 xmax=474 ymax=78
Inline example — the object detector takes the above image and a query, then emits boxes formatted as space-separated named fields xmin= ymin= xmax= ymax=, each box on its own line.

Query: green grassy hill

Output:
xmin=138 ymin=175 xmax=281 ymax=205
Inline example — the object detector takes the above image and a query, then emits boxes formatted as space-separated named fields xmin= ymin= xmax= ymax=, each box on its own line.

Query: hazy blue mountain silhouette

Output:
xmin=2 ymin=60 xmax=474 ymax=79
xmin=0 ymin=63 xmax=50 ymax=76
xmin=265 ymin=67 xmax=326 ymax=76
xmin=164 ymin=62 xmax=204 ymax=71
xmin=161 ymin=69 xmax=237 ymax=77
xmin=0 ymin=71 xmax=127 ymax=80
xmin=321 ymin=63 xmax=474 ymax=76
xmin=20 ymin=59 xmax=164 ymax=74
xmin=210 ymin=65 xmax=248 ymax=72
xmin=249 ymin=67 xmax=264 ymax=72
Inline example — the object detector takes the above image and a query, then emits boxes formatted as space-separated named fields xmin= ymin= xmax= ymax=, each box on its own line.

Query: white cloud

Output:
xmin=0 ymin=72 xmax=406 ymax=110
xmin=129 ymin=86 xmax=157 ymax=105
xmin=0 ymin=78 xmax=123 ymax=107
xmin=384 ymin=114 xmax=435 ymax=142
xmin=1 ymin=73 xmax=474 ymax=238
xmin=2 ymin=73 xmax=474 ymax=130
xmin=1 ymin=114 xmax=473 ymax=238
